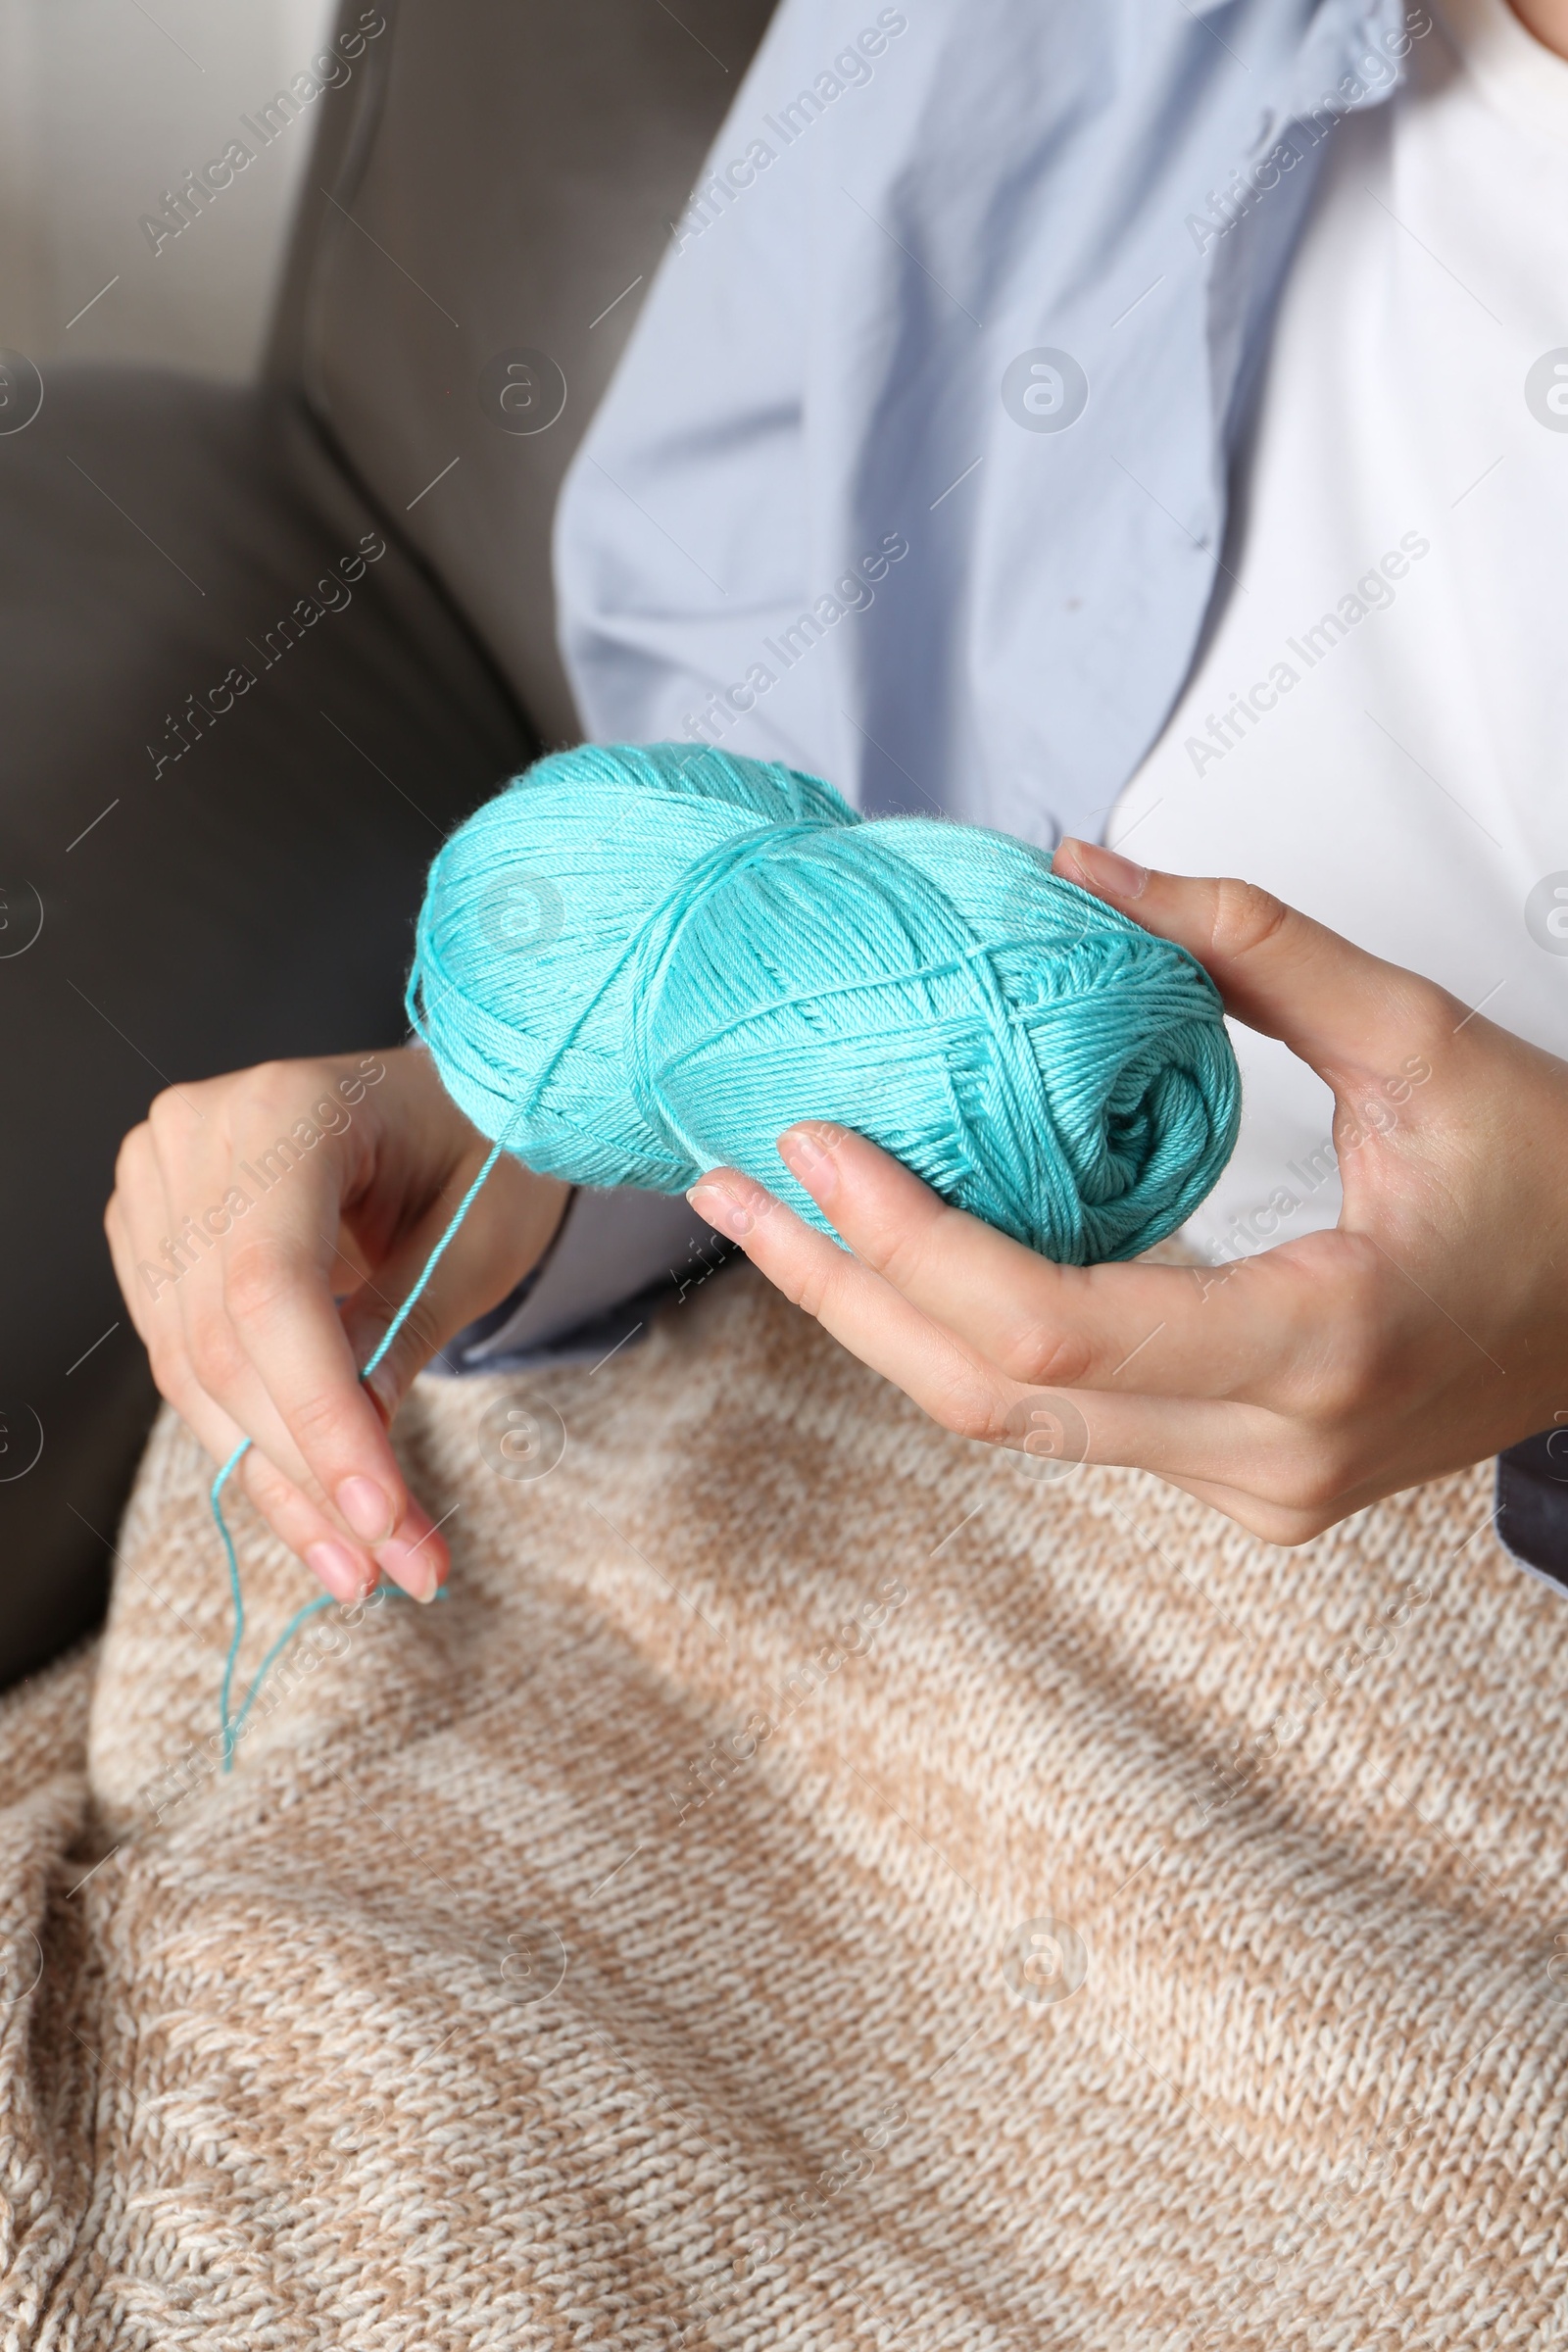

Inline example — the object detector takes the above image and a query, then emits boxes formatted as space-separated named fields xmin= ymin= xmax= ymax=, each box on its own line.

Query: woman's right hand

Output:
xmin=106 ymin=1047 xmax=569 ymax=1605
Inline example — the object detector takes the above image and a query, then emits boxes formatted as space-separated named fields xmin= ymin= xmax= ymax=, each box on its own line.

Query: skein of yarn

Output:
xmin=213 ymin=743 xmax=1239 ymax=1760
xmin=409 ymin=742 xmax=1241 ymax=1264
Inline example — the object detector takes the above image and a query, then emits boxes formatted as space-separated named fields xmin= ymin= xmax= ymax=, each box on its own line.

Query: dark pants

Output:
xmin=0 ymin=368 xmax=534 ymax=1689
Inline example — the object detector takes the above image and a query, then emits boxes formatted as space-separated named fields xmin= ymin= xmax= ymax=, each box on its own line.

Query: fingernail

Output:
xmin=375 ymin=1534 xmax=441 ymax=1604
xmin=687 ymin=1179 xmax=757 ymax=1241
xmin=306 ymin=1540 xmax=371 ymax=1605
xmin=336 ymin=1474 xmax=395 ymax=1543
xmin=776 ymin=1125 xmax=839 ymax=1202
xmin=363 ymin=1364 xmax=398 ymax=1426
xmin=1056 ymin=838 xmax=1149 ymax=900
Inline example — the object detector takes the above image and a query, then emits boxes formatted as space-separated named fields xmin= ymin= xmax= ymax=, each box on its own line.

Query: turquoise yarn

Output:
xmin=407 ymin=742 xmax=1240 ymax=1264
xmin=210 ymin=741 xmax=1239 ymax=1759
xmin=209 ymin=1138 xmax=499 ymax=1768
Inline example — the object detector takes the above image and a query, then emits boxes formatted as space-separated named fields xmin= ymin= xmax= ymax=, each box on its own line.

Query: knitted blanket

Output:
xmin=2 ymin=1266 xmax=1565 ymax=2350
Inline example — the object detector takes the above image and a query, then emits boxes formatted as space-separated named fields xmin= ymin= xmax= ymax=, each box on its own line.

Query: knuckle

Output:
xmin=184 ymin=1303 xmax=246 ymax=1395
xmin=1291 ymin=1470 xmax=1345 ymax=1516
xmin=145 ymin=1337 xmax=192 ymax=1408
xmin=1260 ymin=1438 xmax=1358 ymax=1517
xmin=256 ymin=1054 xmax=331 ymax=1101
xmin=286 ymin=1384 xmax=359 ymax=1460
xmin=1000 ymin=1323 xmax=1094 ymax=1390
xmin=1207 ymin=877 xmax=1291 ymax=963
xmin=239 ymin=1446 xmax=309 ymax=1528
xmin=1243 ymin=1500 xmax=1338 ymax=1548
xmin=1282 ymin=1513 xmax=1340 ymax=1546
xmin=238 ymin=1446 xmax=291 ymax=1513
xmin=388 ymin=1295 xmax=442 ymax=1365
xmin=111 ymin=1121 xmax=155 ymax=1200
xmin=858 ymin=1220 xmax=927 ymax=1296
xmin=781 ymin=1255 xmax=839 ymax=1324
xmin=146 ymin=1087 xmax=199 ymax=1147
xmin=223 ymin=1237 xmax=303 ymax=1326
xmin=243 ymin=1058 xmax=313 ymax=1126
xmin=852 ymin=1197 xmax=956 ymax=1297
xmin=954 ymin=1381 xmax=1037 ymax=1451
xmin=962 ymin=1395 xmax=1017 ymax=1447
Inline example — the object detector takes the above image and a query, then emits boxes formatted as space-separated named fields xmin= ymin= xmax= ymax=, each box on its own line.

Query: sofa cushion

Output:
xmin=0 ymin=365 xmax=533 ymax=1686
xmin=270 ymin=0 xmax=778 ymax=745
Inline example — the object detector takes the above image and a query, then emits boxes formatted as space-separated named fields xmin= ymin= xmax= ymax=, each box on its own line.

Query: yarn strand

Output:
xmin=212 ymin=1137 xmax=506 ymax=1770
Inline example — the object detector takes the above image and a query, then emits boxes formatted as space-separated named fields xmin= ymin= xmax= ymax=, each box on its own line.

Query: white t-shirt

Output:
xmin=1112 ymin=0 xmax=1568 ymax=1265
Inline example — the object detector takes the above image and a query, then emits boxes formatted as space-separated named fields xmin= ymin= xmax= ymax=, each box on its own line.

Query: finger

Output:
xmin=180 ymin=1260 xmax=446 ymax=1608
xmin=139 ymin=1089 xmax=448 ymax=1601
xmin=165 ymin=1151 xmax=446 ymax=1600
xmin=1052 ymin=838 xmax=1449 ymax=1089
xmin=238 ymin=1448 xmax=381 ymax=1606
xmin=686 ymin=1169 xmax=1311 ymax=1482
xmin=1157 ymin=1449 xmax=1426 ymax=1546
xmin=1153 ymin=1470 xmax=1340 ymax=1549
xmin=107 ymin=1113 xmax=227 ymax=1350
xmin=764 ymin=1124 xmax=1376 ymax=1408
xmin=109 ymin=1122 xmax=417 ymax=1594
xmin=204 ymin=1233 xmax=450 ymax=1601
xmin=105 ymin=1170 xmax=171 ymax=1356
xmin=340 ymin=1152 xmax=568 ymax=1418
xmin=134 ymin=1317 xmax=380 ymax=1606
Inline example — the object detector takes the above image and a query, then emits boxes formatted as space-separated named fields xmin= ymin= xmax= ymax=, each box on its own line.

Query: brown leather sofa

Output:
xmin=0 ymin=0 xmax=776 ymax=1687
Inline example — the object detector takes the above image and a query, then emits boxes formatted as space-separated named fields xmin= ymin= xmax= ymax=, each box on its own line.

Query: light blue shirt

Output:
xmin=460 ymin=0 xmax=1424 ymax=1371
xmin=556 ymin=0 xmax=1422 ymax=847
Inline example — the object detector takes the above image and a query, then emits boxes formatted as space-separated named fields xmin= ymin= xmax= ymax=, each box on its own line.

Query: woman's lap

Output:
xmin=6 ymin=1265 xmax=1553 ymax=2346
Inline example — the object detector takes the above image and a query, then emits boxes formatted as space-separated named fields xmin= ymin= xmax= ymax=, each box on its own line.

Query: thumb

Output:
xmin=1052 ymin=838 xmax=1445 ymax=1086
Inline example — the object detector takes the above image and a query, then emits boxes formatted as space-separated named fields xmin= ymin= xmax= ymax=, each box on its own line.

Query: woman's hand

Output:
xmin=107 ymin=1048 xmax=568 ymax=1601
xmin=687 ymin=841 xmax=1568 ymax=1544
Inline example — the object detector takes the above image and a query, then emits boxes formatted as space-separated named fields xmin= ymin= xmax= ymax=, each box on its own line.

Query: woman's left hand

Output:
xmin=686 ymin=840 xmax=1568 ymax=1544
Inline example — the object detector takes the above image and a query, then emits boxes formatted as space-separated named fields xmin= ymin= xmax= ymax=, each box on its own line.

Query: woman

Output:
xmin=106 ymin=0 xmax=1568 ymax=1604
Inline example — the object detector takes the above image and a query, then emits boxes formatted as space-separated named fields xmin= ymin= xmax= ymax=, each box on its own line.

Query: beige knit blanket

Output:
xmin=3 ymin=1265 xmax=1566 ymax=2349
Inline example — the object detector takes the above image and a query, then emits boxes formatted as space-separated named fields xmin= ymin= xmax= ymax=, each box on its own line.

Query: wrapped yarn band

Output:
xmin=409 ymin=743 xmax=1240 ymax=1265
